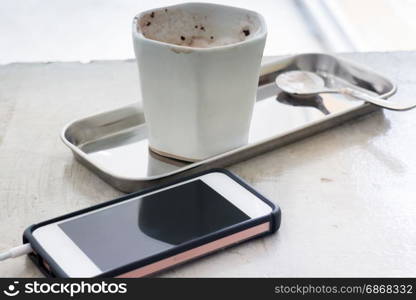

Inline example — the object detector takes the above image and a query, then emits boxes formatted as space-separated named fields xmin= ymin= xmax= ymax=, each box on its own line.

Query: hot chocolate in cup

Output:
xmin=133 ymin=3 xmax=267 ymax=161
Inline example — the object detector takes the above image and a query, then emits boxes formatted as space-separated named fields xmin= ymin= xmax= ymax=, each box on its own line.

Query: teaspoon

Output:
xmin=275 ymin=71 xmax=415 ymax=111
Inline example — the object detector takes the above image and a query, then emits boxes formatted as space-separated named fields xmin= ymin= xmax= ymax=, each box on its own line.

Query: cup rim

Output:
xmin=132 ymin=2 xmax=267 ymax=52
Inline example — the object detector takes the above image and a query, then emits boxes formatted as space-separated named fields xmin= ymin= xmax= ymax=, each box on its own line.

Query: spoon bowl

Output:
xmin=275 ymin=70 xmax=327 ymax=96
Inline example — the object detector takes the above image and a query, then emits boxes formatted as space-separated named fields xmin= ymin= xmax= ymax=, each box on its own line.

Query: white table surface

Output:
xmin=0 ymin=52 xmax=415 ymax=277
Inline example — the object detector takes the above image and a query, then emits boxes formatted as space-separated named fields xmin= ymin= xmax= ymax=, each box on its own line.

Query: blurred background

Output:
xmin=1 ymin=0 xmax=416 ymax=64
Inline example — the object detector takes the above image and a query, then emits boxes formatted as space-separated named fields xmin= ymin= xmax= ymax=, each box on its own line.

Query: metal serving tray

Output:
xmin=62 ymin=53 xmax=396 ymax=192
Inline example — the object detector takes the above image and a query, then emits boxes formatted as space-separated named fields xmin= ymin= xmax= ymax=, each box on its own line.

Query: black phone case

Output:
xmin=23 ymin=168 xmax=281 ymax=278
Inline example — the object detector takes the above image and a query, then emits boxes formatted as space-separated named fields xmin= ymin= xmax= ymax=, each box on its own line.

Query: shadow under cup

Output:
xmin=133 ymin=3 xmax=267 ymax=162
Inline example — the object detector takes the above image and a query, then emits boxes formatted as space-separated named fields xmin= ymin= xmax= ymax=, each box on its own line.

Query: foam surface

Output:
xmin=137 ymin=6 xmax=262 ymax=48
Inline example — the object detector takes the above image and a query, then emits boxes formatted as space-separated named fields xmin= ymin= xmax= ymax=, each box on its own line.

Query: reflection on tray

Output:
xmin=80 ymin=126 xmax=190 ymax=177
xmin=276 ymin=92 xmax=330 ymax=115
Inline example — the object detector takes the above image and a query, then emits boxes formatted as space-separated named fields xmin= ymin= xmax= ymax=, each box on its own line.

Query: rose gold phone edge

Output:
xmin=117 ymin=222 xmax=270 ymax=278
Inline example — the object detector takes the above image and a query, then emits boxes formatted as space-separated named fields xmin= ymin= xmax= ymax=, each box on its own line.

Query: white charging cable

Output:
xmin=0 ymin=244 xmax=32 ymax=261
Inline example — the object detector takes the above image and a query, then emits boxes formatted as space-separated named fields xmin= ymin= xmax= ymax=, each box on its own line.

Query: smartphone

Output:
xmin=24 ymin=169 xmax=280 ymax=277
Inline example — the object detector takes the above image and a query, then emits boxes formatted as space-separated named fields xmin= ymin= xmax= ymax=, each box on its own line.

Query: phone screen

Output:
xmin=59 ymin=180 xmax=250 ymax=272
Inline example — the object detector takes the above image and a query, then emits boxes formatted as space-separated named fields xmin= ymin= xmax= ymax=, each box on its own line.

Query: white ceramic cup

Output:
xmin=133 ymin=2 xmax=267 ymax=161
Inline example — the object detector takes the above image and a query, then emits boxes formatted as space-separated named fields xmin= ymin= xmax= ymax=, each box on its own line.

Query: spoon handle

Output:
xmin=339 ymin=87 xmax=416 ymax=111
